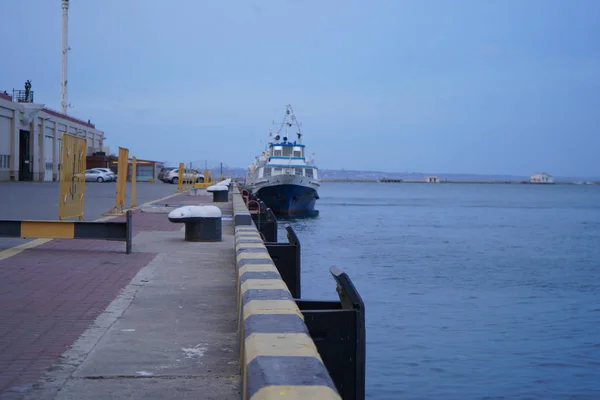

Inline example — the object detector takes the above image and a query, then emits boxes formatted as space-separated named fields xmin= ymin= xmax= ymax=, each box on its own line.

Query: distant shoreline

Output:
xmin=320 ymin=179 xmax=600 ymax=185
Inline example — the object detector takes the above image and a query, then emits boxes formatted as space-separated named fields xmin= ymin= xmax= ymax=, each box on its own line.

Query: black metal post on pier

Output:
xmin=251 ymin=202 xmax=277 ymax=243
xmin=265 ymin=224 xmax=301 ymax=298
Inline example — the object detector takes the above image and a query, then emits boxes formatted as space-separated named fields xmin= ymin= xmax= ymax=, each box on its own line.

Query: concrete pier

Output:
xmin=28 ymin=231 xmax=239 ymax=399
xmin=5 ymin=190 xmax=241 ymax=400
xmin=1 ymin=184 xmax=346 ymax=400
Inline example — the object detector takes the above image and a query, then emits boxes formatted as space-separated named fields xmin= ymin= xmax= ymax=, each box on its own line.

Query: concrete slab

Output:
xmin=22 ymin=207 xmax=240 ymax=399
xmin=73 ymin=234 xmax=238 ymax=379
xmin=49 ymin=376 xmax=239 ymax=400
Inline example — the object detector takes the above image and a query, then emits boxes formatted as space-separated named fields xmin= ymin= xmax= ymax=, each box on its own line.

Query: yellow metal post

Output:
xmin=185 ymin=162 xmax=191 ymax=191
xmin=58 ymin=133 xmax=86 ymax=220
xmin=130 ymin=157 xmax=137 ymax=208
xmin=105 ymin=147 xmax=129 ymax=215
xmin=117 ymin=147 xmax=128 ymax=210
xmin=177 ymin=162 xmax=184 ymax=192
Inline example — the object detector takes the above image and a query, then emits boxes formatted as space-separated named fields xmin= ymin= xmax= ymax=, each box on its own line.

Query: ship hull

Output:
xmin=247 ymin=174 xmax=319 ymax=215
xmin=256 ymin=183 xmax=317 ymax=215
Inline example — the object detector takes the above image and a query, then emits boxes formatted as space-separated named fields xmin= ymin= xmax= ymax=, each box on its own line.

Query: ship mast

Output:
xmin=273 ymin=104 xmax=303 ymax=144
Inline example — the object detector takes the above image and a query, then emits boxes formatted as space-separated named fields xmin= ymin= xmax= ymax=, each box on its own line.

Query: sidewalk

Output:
xmin=0 ymin=191 xmax=239 ymax=399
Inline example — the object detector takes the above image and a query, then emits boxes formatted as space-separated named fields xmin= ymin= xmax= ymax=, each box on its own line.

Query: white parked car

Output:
xmin=85 ymin=169 xmax=112 ymax=182
xmin=163 ymin=168 xmax=204 ymax=184
xmin=93 ymin=168 xmax=117 ymax=181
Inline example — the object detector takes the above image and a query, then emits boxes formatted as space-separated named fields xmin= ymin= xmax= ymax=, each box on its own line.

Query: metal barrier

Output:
xmin=192 ymin=169 xmax=214 ymax=189
xmin=0 ymin=210 xmax=133 ymax=254
xmin=265 ymin=224 xmax=301 ymax=298
xmin=58 ymin=133 xmax=86 ymax=221
xmin=296 ymin=267 xmax=366 ymax=400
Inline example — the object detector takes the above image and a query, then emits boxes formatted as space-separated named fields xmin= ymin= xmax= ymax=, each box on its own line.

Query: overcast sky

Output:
xmin=2 ymin=0 xmax=599 ymax=176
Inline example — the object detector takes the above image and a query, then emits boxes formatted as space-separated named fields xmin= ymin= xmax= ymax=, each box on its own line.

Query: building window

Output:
xmin=0 ymin=154 xmax=10 ymax=169
xmin=138 ymin=166 xmax=153 ymax=177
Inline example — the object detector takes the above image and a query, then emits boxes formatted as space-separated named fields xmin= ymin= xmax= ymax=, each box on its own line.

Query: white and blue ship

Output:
xmin=245 ymin=105 xmax=320 ymax=215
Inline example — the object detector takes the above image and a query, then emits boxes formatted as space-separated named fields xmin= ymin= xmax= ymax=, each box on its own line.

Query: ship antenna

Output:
xmin=286 ymin=104 xmax=303 ymax=144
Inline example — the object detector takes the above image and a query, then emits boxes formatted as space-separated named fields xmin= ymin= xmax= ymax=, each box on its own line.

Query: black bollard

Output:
xmin=168 ymin=205 xmax=222 ymax=242
xmin=207 ymin=184 xmax=229 ymax=202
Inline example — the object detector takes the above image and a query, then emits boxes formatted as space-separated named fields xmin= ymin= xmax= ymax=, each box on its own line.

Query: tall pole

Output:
xmin=61 ymin=0 xmax=69 ymax=114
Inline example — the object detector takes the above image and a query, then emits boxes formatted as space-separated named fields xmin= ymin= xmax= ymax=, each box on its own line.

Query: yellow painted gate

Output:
xmin=58 ymin=133 xmax=87 ymax=220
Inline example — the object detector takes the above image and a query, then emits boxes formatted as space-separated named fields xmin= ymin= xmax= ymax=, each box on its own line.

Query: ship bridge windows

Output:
xmin=293 ymin=147 xmax=303 ymax=157
xmin=306 ymin=168 xmax=317 ymax=179
xmin=282 ymin=147 xmax=293 ymax=157
xmin=295 ymin=168 xmax=303 ymax=175
xmin=273 ymin=149 xmax=282 ymax=156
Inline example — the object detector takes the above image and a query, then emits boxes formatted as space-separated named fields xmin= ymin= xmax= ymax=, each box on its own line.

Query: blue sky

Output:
xmin=2 ymin=0 xmax=599 ymax=176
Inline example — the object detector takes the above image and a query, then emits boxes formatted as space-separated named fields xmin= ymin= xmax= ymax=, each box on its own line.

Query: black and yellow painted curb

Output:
xmin=0 ymin=210 xmax=133 ymax=254
xmin=233 ymin=185 xmax=253 ymax=226
xmin=234 ymin=196 xmax=342 ymax=399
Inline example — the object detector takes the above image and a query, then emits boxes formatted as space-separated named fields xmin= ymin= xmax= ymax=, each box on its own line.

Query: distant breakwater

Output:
xmin=320 ymin=179 xmax=600 ymax=185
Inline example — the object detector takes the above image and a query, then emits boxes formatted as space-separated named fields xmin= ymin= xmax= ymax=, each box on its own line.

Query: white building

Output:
xmin=425 ymin=176 xmax=440 ymax=183
xmin=0 ymin=90 xmax=104 ymax=182
xmin=530 ymin=172 xmax=553 ymax=184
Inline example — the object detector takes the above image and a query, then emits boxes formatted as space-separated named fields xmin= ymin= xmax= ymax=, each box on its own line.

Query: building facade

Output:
xmin=425 ymin=176 xmax=440 ymax=183
xmin=0 ymin=91 xmax=105 ymax=182
xmin=530 ymin=173 xmax=553 ymax=183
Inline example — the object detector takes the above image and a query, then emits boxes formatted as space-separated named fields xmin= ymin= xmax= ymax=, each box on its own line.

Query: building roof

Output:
xmin=1 ymin=90 xmax=96 ymax=129
xmin=41 ymin=107 xmax=95 ymax=128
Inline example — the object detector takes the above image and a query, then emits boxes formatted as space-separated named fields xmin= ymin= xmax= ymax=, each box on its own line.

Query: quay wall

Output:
xmin=232 ymin=186 xmax=341 ymax=400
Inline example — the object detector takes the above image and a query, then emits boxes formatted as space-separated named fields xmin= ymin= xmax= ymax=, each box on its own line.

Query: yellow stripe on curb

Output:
xmin=236 ymin=252 xmax=272 ymax=264
xmin=236 ymin=226 xmax=257 ymax=231
xmin=245 ymin=333 xmax=322 ymax=364
xmin=243 ymin=300 xmax=303 ymax=321
xmin=241 ymin=279 xmax=289 ymax=294
xmin=236 ymin=232 xmax=261 ymax=238
xmin=235 ymin=242 xmax=265 ymax=249
xmin=239 ymin=263 xmax=278 ymax=275
xmin=251 ymin=386 xmax=340 ymax=400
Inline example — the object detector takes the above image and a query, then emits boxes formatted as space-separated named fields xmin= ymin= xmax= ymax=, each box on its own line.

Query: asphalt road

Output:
xmin=0 ymin=181 xmax=180 ymax=250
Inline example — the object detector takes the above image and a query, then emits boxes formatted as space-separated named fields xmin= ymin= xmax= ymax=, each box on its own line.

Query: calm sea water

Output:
xmin=277 ymin=183 xmax=600 ymax=400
